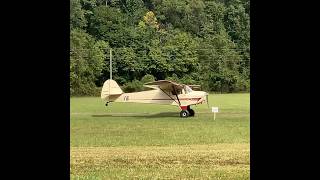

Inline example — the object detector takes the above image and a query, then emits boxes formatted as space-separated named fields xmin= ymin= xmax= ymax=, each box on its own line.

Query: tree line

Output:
xmin=70 ymin=0 xmax=250 ymax=96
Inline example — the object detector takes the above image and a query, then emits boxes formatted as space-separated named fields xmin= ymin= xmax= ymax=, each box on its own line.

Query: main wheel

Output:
xmin=180 ymin=110 xmax=189 ymax=118
xmin=188 ymin=109 xmax=195 ymax=116
xmin=187 ymin=106 xmax=195 ymax=117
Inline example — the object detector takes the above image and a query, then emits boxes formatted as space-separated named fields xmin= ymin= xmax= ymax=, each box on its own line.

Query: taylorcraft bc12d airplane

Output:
xmin=101 ymin=79 xmax=209 ymax=118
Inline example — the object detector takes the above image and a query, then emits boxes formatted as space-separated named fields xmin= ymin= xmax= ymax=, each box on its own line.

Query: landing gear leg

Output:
xmin=187 ymin=106 xmax=195 ymax=117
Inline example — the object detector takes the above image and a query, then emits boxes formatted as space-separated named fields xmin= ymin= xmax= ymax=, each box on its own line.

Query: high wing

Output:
xmin=144 ymin=80 xmax=184 ymax=92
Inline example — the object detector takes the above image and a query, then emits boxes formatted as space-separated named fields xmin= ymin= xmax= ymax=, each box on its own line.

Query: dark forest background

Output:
xmin=70 ymin=0 xmax=250 ymax=96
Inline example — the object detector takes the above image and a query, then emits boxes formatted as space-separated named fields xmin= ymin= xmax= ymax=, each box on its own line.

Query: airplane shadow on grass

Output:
xmin=92 ymin=112 xmax=179 ymax=119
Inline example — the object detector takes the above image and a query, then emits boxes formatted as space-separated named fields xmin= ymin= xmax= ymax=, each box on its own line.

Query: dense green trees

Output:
xmin=70 ymin=0 xmax=250 ymax=95
xmin=70 ymin=28 xmax=109 ymax=95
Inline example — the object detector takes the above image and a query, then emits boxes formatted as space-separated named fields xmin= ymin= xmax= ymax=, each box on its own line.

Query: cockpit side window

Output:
xmin=185 ymin=86 xmax=193 ymax=94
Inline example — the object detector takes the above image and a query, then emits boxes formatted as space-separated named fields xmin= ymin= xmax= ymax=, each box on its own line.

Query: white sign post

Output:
xmin=212 ymin=107 xmax=219 ymax=120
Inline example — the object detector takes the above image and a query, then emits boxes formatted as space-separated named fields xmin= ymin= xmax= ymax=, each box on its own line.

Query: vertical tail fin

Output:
xmin=101 ymin=79 xmax=123 ymax=101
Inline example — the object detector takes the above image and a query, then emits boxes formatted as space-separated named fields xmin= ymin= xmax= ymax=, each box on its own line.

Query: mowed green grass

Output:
xmin=70 ymin=93 xmax=250 ymax=179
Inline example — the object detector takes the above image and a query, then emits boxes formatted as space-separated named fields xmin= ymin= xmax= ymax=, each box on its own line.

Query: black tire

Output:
xmin=180 ymin=110 xmax=189 ymax=118
xmin=187 ymin=106 xmax=195 ymax=117
xmin=188 ymin=109 xmax=195 ymax=116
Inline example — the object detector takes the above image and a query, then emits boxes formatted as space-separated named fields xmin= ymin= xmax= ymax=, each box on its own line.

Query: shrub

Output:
xmin=165 ymin=74 xmax=180 ymax=83
xmin=70 ymin=82 xmax=100 ymax=96
xmin=141 ymin=74 xmax=155 ymax=84
xmin=123 ymin=79 xmax=144 ymax=93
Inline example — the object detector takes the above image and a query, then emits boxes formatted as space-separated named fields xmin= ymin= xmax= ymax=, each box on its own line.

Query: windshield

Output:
xmin=185 ymin=85 xmax=193 ymax=94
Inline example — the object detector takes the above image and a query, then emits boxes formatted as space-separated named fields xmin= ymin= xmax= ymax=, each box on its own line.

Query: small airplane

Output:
xmin=101 ymin=79 xmax=209 ymax=118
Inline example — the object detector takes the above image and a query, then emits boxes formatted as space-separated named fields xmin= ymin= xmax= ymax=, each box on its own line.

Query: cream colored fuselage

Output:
xmin=110 ymin=88 xmax=207 ymax=107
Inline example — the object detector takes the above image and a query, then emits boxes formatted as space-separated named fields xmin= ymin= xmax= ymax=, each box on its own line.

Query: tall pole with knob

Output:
xmin=110 ymin=48 xmax=112 ymax=80
xmin=106 ymin=48 xmax=112 ymax=104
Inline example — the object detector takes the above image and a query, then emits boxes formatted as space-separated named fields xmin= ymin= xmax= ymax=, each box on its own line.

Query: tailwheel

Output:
xmin=187 ymin=106 xmax=195 ymax=117
xmin=180 ymin=110 xmax=190 ymax=118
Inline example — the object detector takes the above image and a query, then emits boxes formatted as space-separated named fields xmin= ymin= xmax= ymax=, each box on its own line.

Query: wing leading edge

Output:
xmin=144 ymin=80 xmax=184 ymax=91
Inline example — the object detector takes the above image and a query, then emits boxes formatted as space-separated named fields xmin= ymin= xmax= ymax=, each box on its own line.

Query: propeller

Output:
xmin=206 ymin=93 xmax=209 ymax=108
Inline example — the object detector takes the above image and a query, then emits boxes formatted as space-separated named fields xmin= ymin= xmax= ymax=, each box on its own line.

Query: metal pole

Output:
xmin=110 ymin=48 xmax=112 ymax=80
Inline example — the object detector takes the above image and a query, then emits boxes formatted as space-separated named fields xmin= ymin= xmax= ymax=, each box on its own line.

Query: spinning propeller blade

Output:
xmin=206 ymin=94 xmax=209 ymax=108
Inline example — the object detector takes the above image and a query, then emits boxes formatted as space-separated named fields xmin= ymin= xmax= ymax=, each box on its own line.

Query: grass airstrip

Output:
xmin=70 ymin=93 xmax=250 ymax=179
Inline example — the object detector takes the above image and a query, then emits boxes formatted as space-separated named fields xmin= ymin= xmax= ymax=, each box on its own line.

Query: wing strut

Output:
xmin=172 ymin=85 xmax=181 ymax=106
xmin=159 ymin=87 xmax=180 ymax=106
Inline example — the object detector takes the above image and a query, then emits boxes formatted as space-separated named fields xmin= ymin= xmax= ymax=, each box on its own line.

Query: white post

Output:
xmin=212 ymin=107 xmax=218 ymax=120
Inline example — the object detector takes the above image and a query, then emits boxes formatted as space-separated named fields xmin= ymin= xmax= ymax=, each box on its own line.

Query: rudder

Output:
xmin=101 ymin=79 xmax=123 ymax=101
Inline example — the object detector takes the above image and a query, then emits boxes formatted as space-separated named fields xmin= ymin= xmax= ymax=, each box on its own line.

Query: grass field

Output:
xmin=70 ymin=93 xmax=250 ymax=179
